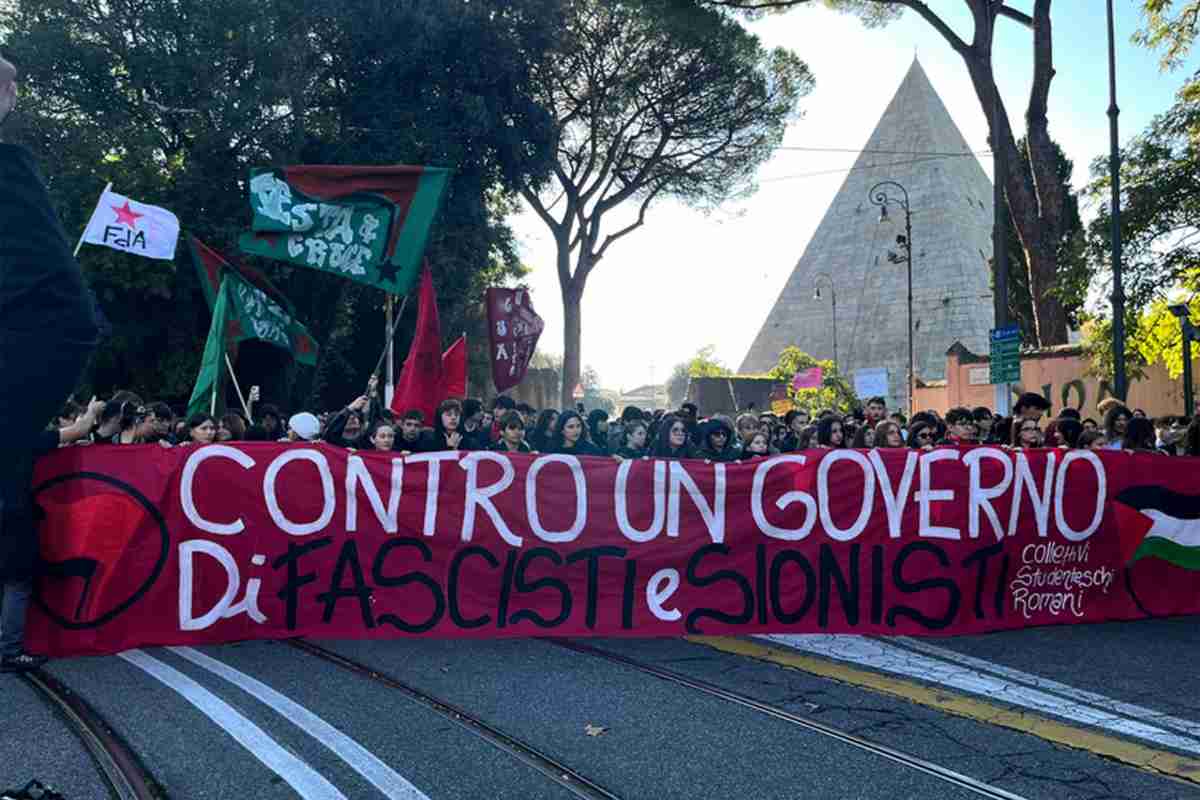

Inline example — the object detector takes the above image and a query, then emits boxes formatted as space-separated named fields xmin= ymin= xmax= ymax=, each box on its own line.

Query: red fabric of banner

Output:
xmin=26 ymin=444 xmax=1200 ymax=657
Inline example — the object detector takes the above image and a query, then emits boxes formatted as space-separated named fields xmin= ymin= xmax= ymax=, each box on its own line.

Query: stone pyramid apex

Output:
xmin=739 ymin=61 xmax=995 ymax=410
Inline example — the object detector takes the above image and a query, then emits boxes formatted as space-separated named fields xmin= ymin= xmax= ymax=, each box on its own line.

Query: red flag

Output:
xmin=486 ymin=287 xmax=544 ymax=392
xmin=442 ymin=335 xmax=467 ymax=398
xmin=390 ymin=268 xmax=443 ymax=421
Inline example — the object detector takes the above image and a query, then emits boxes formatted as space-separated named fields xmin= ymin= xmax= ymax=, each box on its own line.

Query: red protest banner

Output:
xmin=485 ymin=287 xmax=543 ymax=392
xmin=27 ymin=444 xmax=1200 ymax=657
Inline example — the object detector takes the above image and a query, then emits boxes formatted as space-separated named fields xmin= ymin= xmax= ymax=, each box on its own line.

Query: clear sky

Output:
xmin=512 ymin=3 xmax=1198 ymax=394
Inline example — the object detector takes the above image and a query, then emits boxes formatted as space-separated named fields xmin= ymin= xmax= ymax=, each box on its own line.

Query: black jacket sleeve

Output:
xmin=0 ymin=145 xmax=97 ymax=337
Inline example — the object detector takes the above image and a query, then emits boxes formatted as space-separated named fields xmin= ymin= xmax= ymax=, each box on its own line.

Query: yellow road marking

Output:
xmin=687 ymin=635 xmax=1200 ymax=786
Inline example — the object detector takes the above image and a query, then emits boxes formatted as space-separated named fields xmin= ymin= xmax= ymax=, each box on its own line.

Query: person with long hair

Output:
xmin=649 ymin=414 xmax=694 ymax=460
xmin=423 ymin=398 xmax=471 ymax=451
xmin=549 ymin=411 xmax=604 ymax=456
xmin=586 ymin=409 xmax=611 ymax=456
xmin=872 ymin=420 xmax=905 ymax=448
xmin=1053 ymin=418 xmax=1083 ymax=449
xmin=1103 ymin=403 xmax=1132 ymax=450
xmin=218 ymin=412 xmax=246 ymax=442
xmin=528 ymin=409 xmax=559 ymax=452
xmin=814 ymin=415 xmax=845 ymax=449
xmin=1121 ymin=417 xmax=1159 ymax=453
xmin=185 ymin=413 xmax=218 ymax=446
xmin=907 ymin=419 xmax=937 ymax=451
xmin=1186 ymin=417 xmax=1200 ymax=457
xmin=851 ymin=424 xmax=875 ymax=448
xmin=741 ymin=431 xmax=771 ymax=459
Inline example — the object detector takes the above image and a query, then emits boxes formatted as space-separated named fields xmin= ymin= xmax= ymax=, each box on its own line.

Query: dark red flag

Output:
xmin=442 ymin=335 xmax=467 ymax=398
xmin=486 ymin=288 xmax=544 ymax=393
xmin=390 ymin=268 xmax=443 ymax=421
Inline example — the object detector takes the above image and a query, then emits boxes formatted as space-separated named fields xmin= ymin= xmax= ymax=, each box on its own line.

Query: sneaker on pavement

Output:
xmin=0 ymin=652 xmax=48 ymax=673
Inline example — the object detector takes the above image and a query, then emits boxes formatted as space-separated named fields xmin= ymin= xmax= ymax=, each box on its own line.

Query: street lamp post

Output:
xmin=813 ymin=272 xmax=838 ymax=375
xmin=1169 ymin=304 xmax=1195 ymax=416
xmin=1107 ymin=0 xmax=1128 ymax=400
xmin=869 ymin=180 xmax=914 ymax=415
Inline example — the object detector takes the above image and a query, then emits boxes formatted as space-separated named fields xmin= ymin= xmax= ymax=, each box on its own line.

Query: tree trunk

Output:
xmin=962 ymin=51 xmax=1070 ymax=347
xmin=561 ymin=280 xmax=583 ymax=410
xmin=1020 ymin=229 xmax=1070 ymax=346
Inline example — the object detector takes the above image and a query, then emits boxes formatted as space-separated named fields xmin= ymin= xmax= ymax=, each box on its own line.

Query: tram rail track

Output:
xmin=21 ymin=669 xmax=161 ymax=800
xmin=287 ymin=639 xmax=623 ymax=800
xmin=548 ymin=639 xmax=1030 ymax=800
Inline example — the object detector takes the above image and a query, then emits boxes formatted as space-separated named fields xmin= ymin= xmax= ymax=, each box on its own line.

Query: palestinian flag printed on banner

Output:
xmin=1114 ymin=486 xmax=1200 ymax=570
xmin=236 ymin=164 xmax=450 ymax=295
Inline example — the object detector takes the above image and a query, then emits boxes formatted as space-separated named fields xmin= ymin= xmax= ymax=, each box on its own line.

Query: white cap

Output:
xmin=288 ymin=412 xmax=320 ymax=441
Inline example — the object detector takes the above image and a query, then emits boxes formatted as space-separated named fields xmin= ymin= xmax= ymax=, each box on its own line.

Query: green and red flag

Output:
xmin=236 ymin=164 xmax=450 ymax=295
xmin=190 ymin=236 xmax=296 ymax=314
xmin=186 ymin=269 xmax=320 ymax=417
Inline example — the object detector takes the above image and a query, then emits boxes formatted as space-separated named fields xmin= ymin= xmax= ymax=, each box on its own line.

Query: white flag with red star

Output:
xmin=81 ymin=186 xmax=179 ymax=260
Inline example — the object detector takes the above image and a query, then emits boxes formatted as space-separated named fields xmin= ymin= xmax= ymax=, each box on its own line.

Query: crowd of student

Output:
xmin=49 ymin=384 xmax=1200 ymax=460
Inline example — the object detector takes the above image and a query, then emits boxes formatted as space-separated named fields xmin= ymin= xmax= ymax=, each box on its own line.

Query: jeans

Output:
xmin=0 ymin=578 xmax=32 ymax=657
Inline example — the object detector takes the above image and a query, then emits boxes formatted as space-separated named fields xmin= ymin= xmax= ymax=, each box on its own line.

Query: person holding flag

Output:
xmin=0 ymin=53 xmax=101 ymax=672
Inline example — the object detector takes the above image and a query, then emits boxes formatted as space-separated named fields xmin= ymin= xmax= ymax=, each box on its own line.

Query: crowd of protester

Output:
xmin=46 ymin=386 xmax=1200 ymax=460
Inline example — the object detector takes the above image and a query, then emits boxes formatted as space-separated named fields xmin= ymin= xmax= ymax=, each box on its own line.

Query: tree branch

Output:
xmin=996 ymin=5 xmax=1034 ymax=28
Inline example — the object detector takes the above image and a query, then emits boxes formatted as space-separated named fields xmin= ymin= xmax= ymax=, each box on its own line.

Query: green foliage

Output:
xmin=1081 ymin=276 xmax=1200 ymax=383
xmin=765 ymin=346 xmax=857 ymax=414
xmin=0 ymin=0 xmax=558 ymax=410
xmin=1084 ymin=85 xmax=1200 ymax=377
xmin=1136 ymin=1 xmax=1200 ymax=72
xmin=687 ymin=345 xmax=732 ymax=377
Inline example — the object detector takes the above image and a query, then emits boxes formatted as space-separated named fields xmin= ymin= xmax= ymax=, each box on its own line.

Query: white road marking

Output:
xmin=119 ymin=650 xmax=346 ymax=800
xmin=756 ymin=634 xmax=1200 ymax=756
xmin=894 ymin=636 xmax=1200 ymax=741
xmin=171 ymin=646 xmax=430 ymax=800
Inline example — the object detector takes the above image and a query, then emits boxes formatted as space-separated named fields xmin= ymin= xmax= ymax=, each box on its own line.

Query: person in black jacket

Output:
xmin=1 ymin=55 xmax=102 ymax=671
xmin=548 ymin=411 xmax=604 ymax=456
xmin=491 ymin=411 xmax=533 ymax=453
xmin=614 ymin=421 xmax=649 ymax=459
xmin=696 ymin=418 xmax=738 ymax=462
xmin=421 ymin=398 xmax=473 ymax=452
xmin=649 ymin=414 xmax=695 ymax=460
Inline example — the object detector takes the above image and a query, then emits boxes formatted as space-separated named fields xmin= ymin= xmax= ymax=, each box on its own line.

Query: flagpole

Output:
xmin=371 ymin=294 xmax=409 ymax=393
xmin=385 ymin=295 xmax=395 ymax=408
xmin=224 ymin=354 xmax=252 ymax=419
xmin=73 ymin=182 xmax=113 ymax=258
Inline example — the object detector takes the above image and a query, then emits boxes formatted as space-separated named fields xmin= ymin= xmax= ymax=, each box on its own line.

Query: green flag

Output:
xmin=236 ymin=164 xmax=450 ymax=295
xmin=186 ymin=278 xmax=234 ymax=418
xmin=190 ymin=236 xmax=320 ymax=365
xmin=186 ymin=271 xmax=320 ymax=418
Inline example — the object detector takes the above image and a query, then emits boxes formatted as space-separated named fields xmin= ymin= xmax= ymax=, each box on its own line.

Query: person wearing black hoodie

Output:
xmin=421 ymin=398 xmax=473 ymax=452
xmin=548 ymin=411 xmax=605 ymax=456
xmin=696 ymin=418 xmax=738 ymax=462
xmin=649 ymin=414 xmax=695 ymax=460
xmin=586 ymin=409 xmax=610 ymax=455
xmin=1 ymin=56 xmax=102 ymax=672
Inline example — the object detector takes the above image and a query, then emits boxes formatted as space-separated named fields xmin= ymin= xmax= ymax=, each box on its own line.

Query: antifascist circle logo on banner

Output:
xmin=33 ymin=472 xmax=170 ymax=630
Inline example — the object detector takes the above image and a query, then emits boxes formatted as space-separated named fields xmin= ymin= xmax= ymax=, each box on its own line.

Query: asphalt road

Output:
xmin=2 ymin=618 xmax=1198 ymax=799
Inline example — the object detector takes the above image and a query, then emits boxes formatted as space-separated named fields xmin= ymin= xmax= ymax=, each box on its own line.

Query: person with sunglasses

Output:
xmin=908 ymin=420 xmax=937 ymax=451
